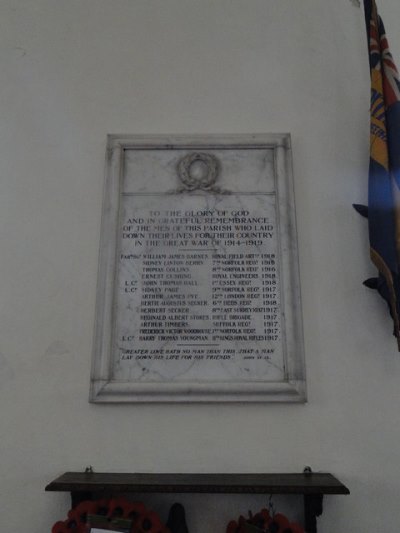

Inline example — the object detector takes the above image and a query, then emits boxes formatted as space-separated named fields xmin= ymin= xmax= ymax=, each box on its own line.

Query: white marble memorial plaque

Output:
xmin=90 ymin=134 xmax=306 ymax=402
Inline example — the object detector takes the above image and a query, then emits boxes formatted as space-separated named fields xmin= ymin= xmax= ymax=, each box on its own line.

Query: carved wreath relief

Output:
xmin=176 ymin=152 xmax=221 ymax=192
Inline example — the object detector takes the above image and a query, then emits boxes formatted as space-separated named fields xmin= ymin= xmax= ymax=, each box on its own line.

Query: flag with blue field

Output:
xmin=359 ymin=0 xmax=400 ymax=348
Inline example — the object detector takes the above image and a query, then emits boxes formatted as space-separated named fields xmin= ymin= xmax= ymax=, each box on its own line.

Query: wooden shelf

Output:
xmin=45 ymin=471 xmax=349 ymax=533
xmin=46 ymin=471 xmax=349 ymax=495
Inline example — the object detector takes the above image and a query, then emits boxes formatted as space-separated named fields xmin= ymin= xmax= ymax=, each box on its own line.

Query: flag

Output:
xmin=357 ymin=0 xmax=400 ymax=349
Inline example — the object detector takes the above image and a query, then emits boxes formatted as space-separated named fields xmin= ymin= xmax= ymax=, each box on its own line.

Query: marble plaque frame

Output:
xmin=90 ymin=134 xmax=306 ymax=403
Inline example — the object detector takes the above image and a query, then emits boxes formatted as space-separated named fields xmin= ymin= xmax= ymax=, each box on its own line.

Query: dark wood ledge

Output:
xmin=46 ymin=471 xmax=349 ymax=495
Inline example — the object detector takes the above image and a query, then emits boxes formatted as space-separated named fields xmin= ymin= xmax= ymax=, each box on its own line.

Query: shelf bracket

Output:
xmin=304 ymin=494 xmax=323 ymax=533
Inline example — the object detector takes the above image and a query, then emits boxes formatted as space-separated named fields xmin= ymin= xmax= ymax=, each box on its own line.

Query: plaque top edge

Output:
xmin=106 ymin=133 xmax=291 ymax=150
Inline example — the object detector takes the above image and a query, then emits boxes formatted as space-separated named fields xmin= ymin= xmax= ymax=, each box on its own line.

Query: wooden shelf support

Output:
xmin=304 ymin=494 xmax=324 ymax=533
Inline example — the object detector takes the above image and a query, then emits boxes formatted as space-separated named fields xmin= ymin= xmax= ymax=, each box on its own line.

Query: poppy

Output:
xmin=269 ymin=513 xmax=290 ymax=532
xmin=68 ymin=500 xmax=98 ymax=526
xmin=65 ymin=517 xmax=86 ymax=532
xmin=226 ymin=520 xmax=239 ymax=533
xmin=126 ymin=501 xmax=147 ymax=525
xmin=107 ymin=497 xmax=135 ymax=519
xmin=52 ymin=521 xmax=69 ymax=533
xmin=88 ymin=498 xmax=110 ymax=516
xmin=251 ymin=509 xmax=271 ymax=530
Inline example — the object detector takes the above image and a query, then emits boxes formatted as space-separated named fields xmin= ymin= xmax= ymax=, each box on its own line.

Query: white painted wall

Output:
xmin=1 ymin=0 xmax=400 ymax=531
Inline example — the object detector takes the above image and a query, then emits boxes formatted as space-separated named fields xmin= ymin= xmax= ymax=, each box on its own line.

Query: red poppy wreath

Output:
xmin=226 ymin=508 xmax=305 ymax=533
xmin=51 ymin=498 xmax=169 ymax=533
